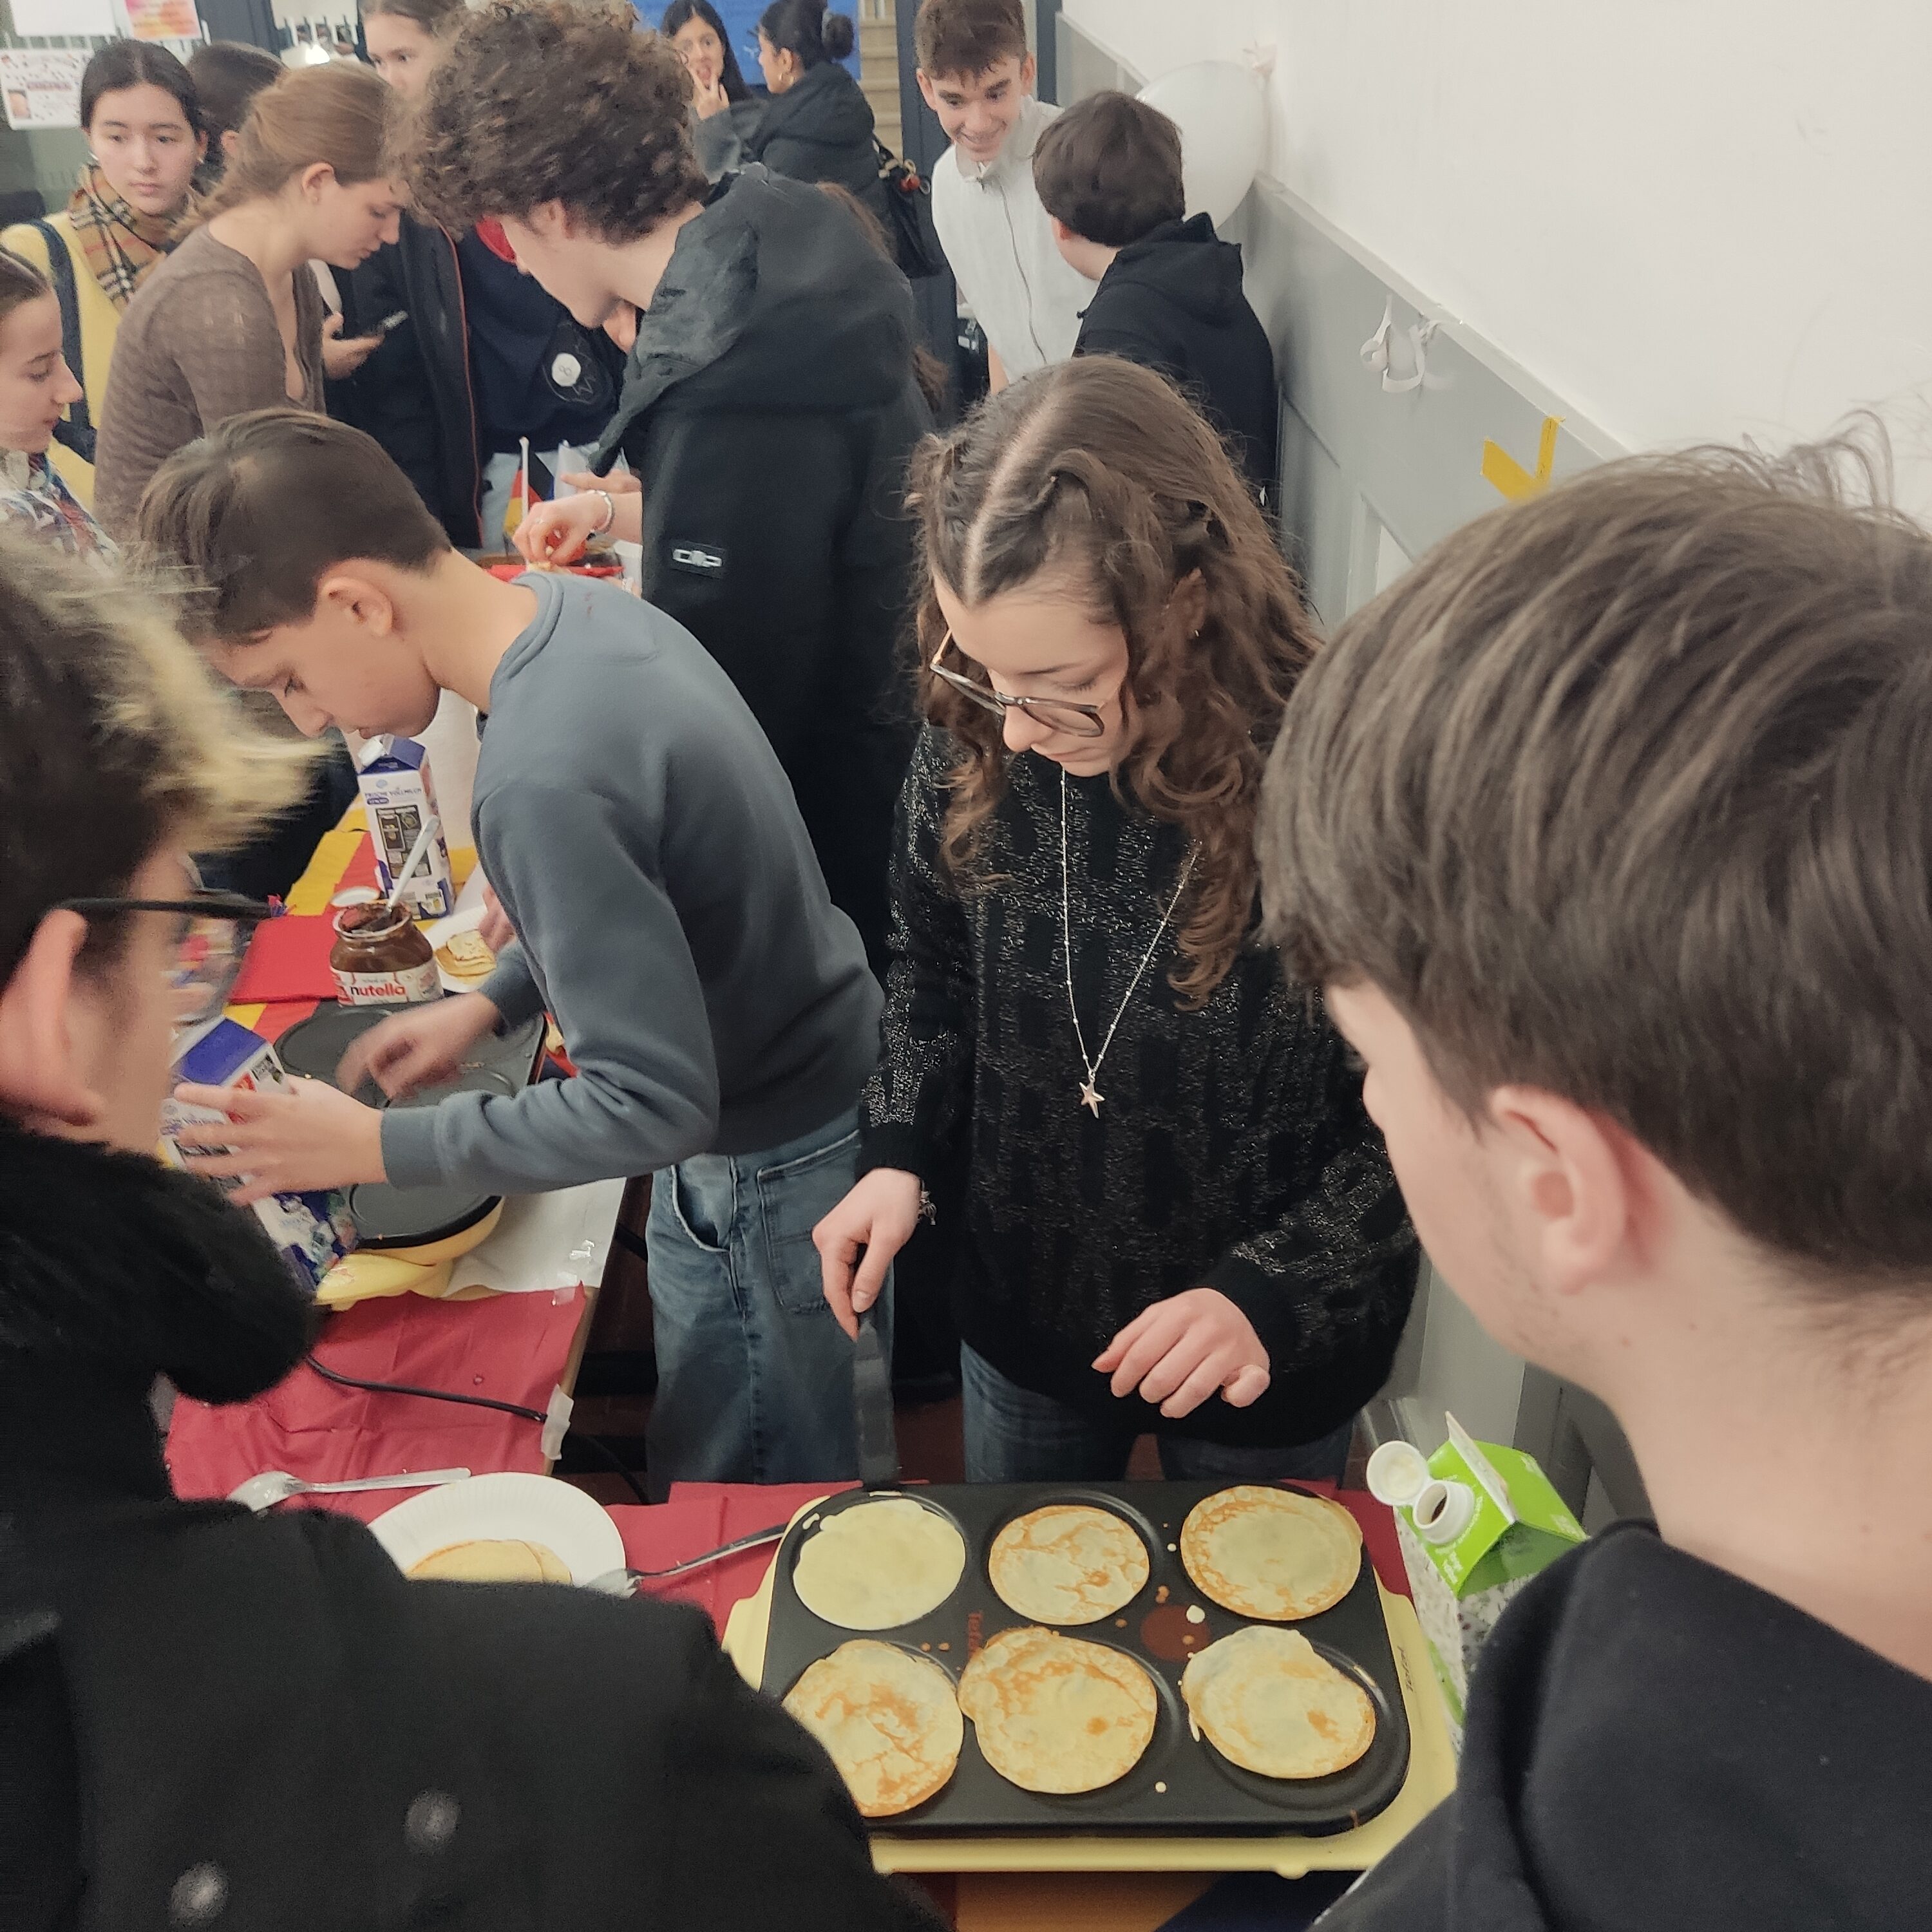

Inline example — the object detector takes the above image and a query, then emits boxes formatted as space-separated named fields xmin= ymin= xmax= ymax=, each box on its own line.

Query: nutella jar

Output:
xmin=330 ymin=891 xmax=443 ymax=1006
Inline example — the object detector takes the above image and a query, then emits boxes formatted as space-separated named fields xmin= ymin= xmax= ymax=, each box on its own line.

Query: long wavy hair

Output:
xmin=908 ymin=355 xmax=1316 ymax=1006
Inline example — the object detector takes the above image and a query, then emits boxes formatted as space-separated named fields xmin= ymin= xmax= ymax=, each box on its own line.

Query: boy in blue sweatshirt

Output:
xmin=138 ymin=408 xmax=884 ymax=1493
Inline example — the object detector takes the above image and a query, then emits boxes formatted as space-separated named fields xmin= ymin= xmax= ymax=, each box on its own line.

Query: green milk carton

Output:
xmin=1366 ymin=1415 xmax=1586 ymax=1748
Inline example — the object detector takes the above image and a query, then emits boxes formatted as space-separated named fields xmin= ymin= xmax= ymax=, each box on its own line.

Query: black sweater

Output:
xmin=859 ymin=730 xmax=1419 ymax=1446
xmin=1074 ymin=214 xmax=1279 ymax=501
xmin=1318 ymin=1523 xmax=1932 ymax=1932
xmin=0 ymin=1126 xmax=938 ymax=1932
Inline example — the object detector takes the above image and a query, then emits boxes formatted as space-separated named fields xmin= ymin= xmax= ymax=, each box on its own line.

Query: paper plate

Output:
xmin=368 ymin=1472 xmax=624 ymax=1585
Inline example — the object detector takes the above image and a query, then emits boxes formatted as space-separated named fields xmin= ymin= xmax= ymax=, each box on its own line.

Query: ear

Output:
xmin=1483 ymin=1084 xmax=1634 ymax=1296
xmin=1170 ymin=567 xmax=1209 ymax=639
xmin=1049 ymin=216 xmax=1075 ymax=244
xmin=299 ymin=160 xmax=337 ymax=200
xmin=316 ymin=570 xmax=399 ymax=639
xmin=914 ymin=69 xmax=940 ymax=113
xmin=194 ymin=129 xmax=209 ymax=163
xmin=522 ymin=200 xmax=574 ymax=242
xmin=1020 ymin=51 xmax=1037 ymax=93
xmin=222 ymin=128 xmax=242 ymax=160
xmin=0 ymin=912 xmax=104 ymax=1132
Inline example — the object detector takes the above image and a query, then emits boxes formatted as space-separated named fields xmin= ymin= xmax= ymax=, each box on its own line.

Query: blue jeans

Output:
xmin=645 ymin=1108 xmax=887 ymax=1495
xmin=960 ymin=1343 xmax=1356 ymax=1485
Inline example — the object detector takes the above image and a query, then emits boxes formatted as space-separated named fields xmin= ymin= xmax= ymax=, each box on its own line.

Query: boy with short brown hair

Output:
xmin=1259 ymin=442 xmax=1932 ymax=1930
xmin=1034 ymin=90 xmax=1278 ymax=499
xmin=915 ymin=0 xmax=1088 ymax=386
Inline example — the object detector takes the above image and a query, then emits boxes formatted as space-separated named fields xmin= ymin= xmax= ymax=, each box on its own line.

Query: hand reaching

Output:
xmin=1094 ymin=1288 xmax=1271 ymax=1418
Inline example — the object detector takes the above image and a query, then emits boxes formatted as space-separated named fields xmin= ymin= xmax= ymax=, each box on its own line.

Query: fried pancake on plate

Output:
xmin=408 ymin=1538 xmax=572 ymax=1583
xmin=1179 ymin=1485 xmax=1363 ymax=1620
xmin=957 ymin=1626 xmax=1159 ymax=1794
xmin=782 ymin=1640 xmax=963 ymax=1817
xmin=987 ymin=1504 xmax=1151 ymax=1625
xmin=1180 ymin=1625 xmax=1376 ymax=1779
xmin=435 ymin=929 xmax=496 ymax=981
xmin=791 ymin=1497 xmax=967 ymax=1631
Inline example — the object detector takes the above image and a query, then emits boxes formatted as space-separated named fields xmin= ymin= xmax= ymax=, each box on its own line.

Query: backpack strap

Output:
xmin=32 ymin=220 xmax=95 ymax=465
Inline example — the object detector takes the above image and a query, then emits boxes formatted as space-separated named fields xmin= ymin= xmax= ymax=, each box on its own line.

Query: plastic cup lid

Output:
xmin=1365 ymin=1439 xmax=1432 ymax=1507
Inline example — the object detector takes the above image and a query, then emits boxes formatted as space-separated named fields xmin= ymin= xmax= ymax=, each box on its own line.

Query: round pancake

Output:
xmin=957 ymin=1627 xmax=1159 ymax=1794
xmin=781 ymin=1641 xmax=963 ymax=1818
xmin=408 ymin=1539 xmax=572 ymax=1583
xmin=988 ymin=1504 xmax=1151 ymax=1625
xmin=1180 ymin=1626 xmax=1376 ymax=1779
xmin=791 ymin=1498 xmax=967 ymax=1631
xmin=1179 ymin=1486 xmax=1363 ymax=1620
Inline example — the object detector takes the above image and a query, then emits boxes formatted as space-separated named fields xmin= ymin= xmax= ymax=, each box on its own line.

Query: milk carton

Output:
xmin=161 ymin=1019 xmax=357 ymax=1293
xmin=1367 ymin=1417 xmax=1586 ymax=1749
xmin=357 ymin=735 xmax=455 ymax=919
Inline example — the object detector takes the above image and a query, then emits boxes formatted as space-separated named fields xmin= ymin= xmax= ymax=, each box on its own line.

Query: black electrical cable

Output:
xmin=303 ymin=1352 xmax=650 ymax=1506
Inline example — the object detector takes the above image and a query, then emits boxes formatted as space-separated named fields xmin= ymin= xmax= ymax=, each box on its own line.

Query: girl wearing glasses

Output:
xmin=815 ymin=355 xmax=1419 ymax=1482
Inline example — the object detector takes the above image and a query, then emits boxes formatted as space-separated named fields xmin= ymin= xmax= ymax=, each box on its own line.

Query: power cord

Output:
xmin=303 ymin=1352 xmax=650 ymax=1506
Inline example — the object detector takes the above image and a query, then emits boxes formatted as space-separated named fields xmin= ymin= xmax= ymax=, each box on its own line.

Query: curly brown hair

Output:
xmin=405 ymin=0 xmax=708 ymax=241
xmin=910 ymin=356 xmax=1317 ymax=1005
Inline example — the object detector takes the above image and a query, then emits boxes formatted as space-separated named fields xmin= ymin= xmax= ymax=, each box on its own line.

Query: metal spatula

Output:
xmin=853 ymin=1303 xmax=898 ymax=1488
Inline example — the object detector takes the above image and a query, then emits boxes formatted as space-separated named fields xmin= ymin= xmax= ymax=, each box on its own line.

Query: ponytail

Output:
xmin=759 ymin=0 xmax=855 ymax=68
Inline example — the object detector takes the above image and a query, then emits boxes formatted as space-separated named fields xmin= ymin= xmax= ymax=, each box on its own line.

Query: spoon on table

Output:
xmin=229 ymin=1467 xmax=471 ymax=1513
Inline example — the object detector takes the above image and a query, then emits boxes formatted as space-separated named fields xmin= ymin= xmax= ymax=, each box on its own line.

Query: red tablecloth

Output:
xmin=606 ymin=1482 xmax=1411 ymax=1634
xmin=167 ymin=1284 xmax=587 ymax=1511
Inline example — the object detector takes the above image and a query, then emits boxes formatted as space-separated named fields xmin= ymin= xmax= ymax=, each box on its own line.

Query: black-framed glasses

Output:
xmin=927 ymin=632 xmax=1111 ymax=740
xmin=55 ymin=886 xmax=277 ymax=1027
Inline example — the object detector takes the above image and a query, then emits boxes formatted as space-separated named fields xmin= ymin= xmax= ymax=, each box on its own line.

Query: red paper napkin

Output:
xmin=226 ymin=913 xmax=341 ymax=1005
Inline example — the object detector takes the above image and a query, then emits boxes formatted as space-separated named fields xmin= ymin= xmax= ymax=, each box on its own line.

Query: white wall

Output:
xmin=1063 ymin=0 xmax=1932 ymax=511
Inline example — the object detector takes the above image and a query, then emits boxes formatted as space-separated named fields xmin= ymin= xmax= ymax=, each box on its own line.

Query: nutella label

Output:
xmin=334 ymin=959 xmax=444 ymax=1006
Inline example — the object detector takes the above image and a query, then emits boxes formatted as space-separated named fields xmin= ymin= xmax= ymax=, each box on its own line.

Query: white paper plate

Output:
xmin=424 ymin=904 xmax=493 ymax=995
xmin=368 ymin=1472 xmax=624 ymax=1584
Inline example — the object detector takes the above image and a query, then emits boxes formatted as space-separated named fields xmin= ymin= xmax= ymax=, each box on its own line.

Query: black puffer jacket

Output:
xmin=589 ymin=166 xmax=929 ymax=976
xmin=744 ymin=61 xmax=889 ymax=226
xmin=328 ymin=213 xmax=482 ymax=547
xmin=1074 ymin=213 xmax=1279 ymax=502
xmin=0 ymin=1126 xmax=941 ymax=1932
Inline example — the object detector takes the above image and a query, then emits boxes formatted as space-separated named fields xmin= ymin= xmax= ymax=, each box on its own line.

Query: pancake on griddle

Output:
xmin=956 ymin=1626 xmax=1158 ymax=1794
xmin=408 ymin=1539 xmax=571 ymax=1583
xmin=987 ymin=1504 xmax=1151 ymax=1625
xmin=791 ymin=1497 xmax=967 ymax=1630
xmin=781 ymin=1641 xmax=963 ymax=1817
xmin=1180 ymin=1625 xmax=1376 ymax=1779
xmin=1179 ymin=1485 xmax=1363 ymax=1620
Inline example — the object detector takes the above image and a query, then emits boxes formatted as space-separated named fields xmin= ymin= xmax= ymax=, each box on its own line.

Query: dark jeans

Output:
xmin=960 ymin=1342 xmax=1357 ymax=1485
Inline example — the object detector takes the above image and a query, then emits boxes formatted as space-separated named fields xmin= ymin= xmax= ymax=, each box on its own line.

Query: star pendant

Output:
xmin=1079 ymin=1080 xmax=1104 ymax=1117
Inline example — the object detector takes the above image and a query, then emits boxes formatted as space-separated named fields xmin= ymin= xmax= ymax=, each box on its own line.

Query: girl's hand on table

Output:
xmin=814 ymin=1168 xmax=923 ymax=1340
xmin=1094 ymin=1289 xmax=1271 ymax=1417
xmin=170 ymin=1077 xmax=385 ymax=1205
xmin=336 ymin=991 xmax=502 ymax=1101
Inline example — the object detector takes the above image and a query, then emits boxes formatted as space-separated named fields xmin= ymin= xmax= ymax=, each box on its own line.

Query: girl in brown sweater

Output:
xmin=93 ymin=62 xmax=404 ymax=538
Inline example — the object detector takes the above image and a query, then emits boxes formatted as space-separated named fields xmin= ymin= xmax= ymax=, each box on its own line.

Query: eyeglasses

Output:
xmin=55 ymin=885 xmax=278 ymax=1027
xmin=927 ymin=632 xmax=1111 ymax=739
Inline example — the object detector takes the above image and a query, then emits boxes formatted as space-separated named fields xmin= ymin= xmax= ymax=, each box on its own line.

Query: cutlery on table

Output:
xmin=228 ymin=1467 xmax=471 ymax=1512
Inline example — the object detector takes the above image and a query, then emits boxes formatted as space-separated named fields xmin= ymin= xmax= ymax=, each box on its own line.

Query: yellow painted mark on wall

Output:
xmin=1481 ymin=415 xmax=1563 ymax=500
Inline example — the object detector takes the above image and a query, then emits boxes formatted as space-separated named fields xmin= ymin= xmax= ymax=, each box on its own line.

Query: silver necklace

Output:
xmin=1060 ymin=765 xmax=1198 ymax=1117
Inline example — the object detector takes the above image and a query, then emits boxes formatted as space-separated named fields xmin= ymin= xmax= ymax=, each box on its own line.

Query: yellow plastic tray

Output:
xmin=721 ymin=1495 xmax=1457 ymax=1876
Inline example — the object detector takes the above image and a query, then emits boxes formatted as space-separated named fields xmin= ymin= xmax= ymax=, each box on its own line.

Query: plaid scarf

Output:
xmin=66 ymin=163 xmax=176 ymax=310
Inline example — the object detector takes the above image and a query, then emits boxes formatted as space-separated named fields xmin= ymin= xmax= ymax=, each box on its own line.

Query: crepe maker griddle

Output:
xmin=761 ymin=1481 xmax=1412 ymax=1838
xmin=274 ymin=1003 xmax=546 ymax=1248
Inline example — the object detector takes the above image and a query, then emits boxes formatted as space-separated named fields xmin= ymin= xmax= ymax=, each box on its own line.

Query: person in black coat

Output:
xmin=1033 ymin=90 xmax=1279 ymax=504
xmin=436 ymin=10 xmax=929 ymax=976
xmin=0 ymin=537 xmax=940 ymax=1932
xmin=748 ymin=0 xmax=891 ymax=227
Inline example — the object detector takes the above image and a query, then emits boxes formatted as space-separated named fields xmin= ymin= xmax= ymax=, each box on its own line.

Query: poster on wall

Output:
xmin=9 ymin=0 xmax=116 ymax=33
xmin=123 ymin=0 xmax=204 ymax=39
xmin=0 ymin=49 xmax=90 ymax=132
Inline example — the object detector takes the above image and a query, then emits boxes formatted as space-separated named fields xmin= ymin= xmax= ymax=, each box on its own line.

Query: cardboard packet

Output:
xmin=357 ymin=735 xmax=455 ymax=919
xmin=1368 ymin=1416 xmax=1586 ymax=1748
xmin=161 ymin=1019 xmax=357 ymax=1293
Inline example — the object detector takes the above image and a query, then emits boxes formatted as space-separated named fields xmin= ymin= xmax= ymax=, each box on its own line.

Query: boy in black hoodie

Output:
xmin=1034 ymin=90 xmax=1278 ymax=503
xmin=1259 ymin=442 xmax=1932 ymax=1932
xmin=410 ymin=0 xmax=925 ymax=980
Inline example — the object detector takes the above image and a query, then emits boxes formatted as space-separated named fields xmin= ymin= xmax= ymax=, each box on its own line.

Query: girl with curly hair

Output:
xmin=817 ymin=355 xmax=1419 ymax=1482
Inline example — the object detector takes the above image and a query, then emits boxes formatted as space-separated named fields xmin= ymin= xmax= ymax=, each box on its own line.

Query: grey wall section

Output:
xmin=1056 ymin=12 xmax=1647 ymax=1523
